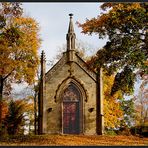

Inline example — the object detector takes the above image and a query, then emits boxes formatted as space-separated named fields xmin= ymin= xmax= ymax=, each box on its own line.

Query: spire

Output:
xmin=66 ymin=13 xmax=76 ymax=51
xmin=41 ymin=50 xmax=46 ymax=62
xmin=68 ymin=13 xmax=74 ymax=33
xmin=38 ymin=50 xmax=46 ymax=135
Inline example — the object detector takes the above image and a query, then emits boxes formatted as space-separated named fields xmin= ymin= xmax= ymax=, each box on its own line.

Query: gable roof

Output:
xmin=45 ymin=51 xmax=97 ymax=82
xmin=45 ymin=14 xmax=97 ymax=82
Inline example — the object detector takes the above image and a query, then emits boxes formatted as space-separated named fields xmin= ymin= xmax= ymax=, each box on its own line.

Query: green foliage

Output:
xmin=111 ymin=66 xmax=135 ymax=95
xmin=4 ymin=100 xmax=25 ymax=135
xmin=119 ymin=98 xmax=135 ymax=128
xmin=104 ymin=128 xmax=117 ymax=136
xmin=78 ymin=3 xmax=148 ymax=95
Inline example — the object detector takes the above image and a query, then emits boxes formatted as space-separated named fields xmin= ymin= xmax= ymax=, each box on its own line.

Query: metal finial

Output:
xmin=41 ymin=50 xmax=45 ymax=56
xmin=69 ymin=13 xmax=73 ymax=18
xmin=41 ymin=50 xmax=46 ymax=60
xmin=41 ymin=50 xmax=45 ymax=54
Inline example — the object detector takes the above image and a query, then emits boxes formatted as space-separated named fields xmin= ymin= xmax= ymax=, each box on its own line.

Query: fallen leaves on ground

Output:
xmin=0 ymin=135 xmax=147 ymax=146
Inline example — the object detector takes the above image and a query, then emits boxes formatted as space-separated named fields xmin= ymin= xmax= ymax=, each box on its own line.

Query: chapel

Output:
xmin=38 ymin=14 xmax=104 ymax=135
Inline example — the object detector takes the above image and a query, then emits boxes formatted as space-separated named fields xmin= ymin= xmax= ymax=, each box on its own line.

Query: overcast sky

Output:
xmin=22 ymin=3 xmax=107 ymax=62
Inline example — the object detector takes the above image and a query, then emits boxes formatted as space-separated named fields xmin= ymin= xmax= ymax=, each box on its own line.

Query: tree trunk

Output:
xmin=29 ymin=120 xmax=31 ymax=135
xmin=34 ymin=91 xmax=37 ymax=135
xmin=0 ymin=76 xmax=4 ymax=129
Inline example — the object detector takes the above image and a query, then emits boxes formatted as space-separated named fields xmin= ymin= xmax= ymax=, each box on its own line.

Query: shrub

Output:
xmin=130 ymin=126 xmax=148 ymax=137
xmin=105 ymin=129 xmax=117 ymax=136
xmin=116 ymin=126 xmax=132 ymax=136
xmin=4 ymin=100 xmax=25 ymax=135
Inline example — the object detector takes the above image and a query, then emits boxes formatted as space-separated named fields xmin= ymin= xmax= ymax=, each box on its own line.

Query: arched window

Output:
xmin=62 ymin=82 xmax=81 ymax=134
xmin=63 ymin=82 xmax=80 ymax=102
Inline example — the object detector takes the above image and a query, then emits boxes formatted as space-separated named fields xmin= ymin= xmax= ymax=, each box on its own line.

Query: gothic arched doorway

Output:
xmin=62 ymin=82 xmax=82 ymax=134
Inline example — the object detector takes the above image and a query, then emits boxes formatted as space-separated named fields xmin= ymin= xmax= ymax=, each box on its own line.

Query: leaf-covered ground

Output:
xmin=0 ymin=135 xmax=147 ymax=146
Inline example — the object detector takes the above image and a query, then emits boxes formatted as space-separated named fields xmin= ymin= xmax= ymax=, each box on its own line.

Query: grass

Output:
xmin=0 ymin=135 xmax=148 ymax=146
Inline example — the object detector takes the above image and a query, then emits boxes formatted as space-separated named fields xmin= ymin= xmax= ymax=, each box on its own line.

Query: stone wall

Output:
xmin=43 ymin=54 xmax=97 ymax=135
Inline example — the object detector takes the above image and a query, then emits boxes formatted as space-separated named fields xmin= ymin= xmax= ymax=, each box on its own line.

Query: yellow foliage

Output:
xmin=103 ymin=71 xmax=123 ymax=128
xmin=0 ymin=16 xmax=41 ymax=84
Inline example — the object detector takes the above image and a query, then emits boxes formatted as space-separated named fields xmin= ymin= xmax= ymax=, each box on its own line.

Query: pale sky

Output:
xmin=13 ymin=2 xmax=142 ymax=98
xmin=13 ymin=2 xmax=108 ymax=97
xmin=22 ymin=3 xmax=107 ymax=62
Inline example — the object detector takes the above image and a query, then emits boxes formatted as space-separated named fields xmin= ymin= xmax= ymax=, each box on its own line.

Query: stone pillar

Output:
xmin=96 ymin=67 xmax=104 ymax=135
xmin=38 ymin=50 xmax=46 ymax=135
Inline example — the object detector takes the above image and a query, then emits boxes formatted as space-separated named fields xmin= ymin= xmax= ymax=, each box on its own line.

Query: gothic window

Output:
xmin=62 ymin=82 xmax=81 ymax=134
xmin=63 ymin=82 xmax=80 ymax=102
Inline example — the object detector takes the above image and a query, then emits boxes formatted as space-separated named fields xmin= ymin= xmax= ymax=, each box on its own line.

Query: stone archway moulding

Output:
xmin=54 ymin=76 xmax=88 ymax=103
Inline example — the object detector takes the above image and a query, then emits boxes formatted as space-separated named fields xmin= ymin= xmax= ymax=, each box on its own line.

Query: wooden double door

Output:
xmin=62 ymin=82 xmax=82 ymax=134
xmin=63 ymin=102 xmax=80 ymax=134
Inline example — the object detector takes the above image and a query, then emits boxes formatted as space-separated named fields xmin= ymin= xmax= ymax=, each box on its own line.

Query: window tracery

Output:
xmin=63 ymin=82 xmax=80 ymax=102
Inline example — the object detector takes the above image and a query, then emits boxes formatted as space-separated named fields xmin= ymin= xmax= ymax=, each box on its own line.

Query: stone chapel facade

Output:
xmin=38 ymin=14 xmax=104 ymax=135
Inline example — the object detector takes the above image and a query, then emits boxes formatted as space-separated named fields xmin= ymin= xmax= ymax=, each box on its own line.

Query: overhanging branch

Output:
xmin=3 ymin=68 xmax=15 ymax=81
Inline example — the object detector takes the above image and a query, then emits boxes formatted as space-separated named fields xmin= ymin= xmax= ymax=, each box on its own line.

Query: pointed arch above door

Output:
xmin=54 ymin=77 xmax=88 ymax=103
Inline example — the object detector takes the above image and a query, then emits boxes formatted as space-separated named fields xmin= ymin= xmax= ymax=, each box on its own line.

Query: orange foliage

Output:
xmin=78 ymin=3 xmax=146 ymax=38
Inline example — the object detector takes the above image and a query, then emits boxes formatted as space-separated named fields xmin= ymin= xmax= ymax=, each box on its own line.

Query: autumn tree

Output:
xmin=78 ymin=3 xmax=148 ymax=95
xmin=4 ymin=99 xmax=26 ymax=135
xmin=103 ymin=71 xmax=123 ymax=130
xmin=21 ymin=95 xmax=35 ymax=135
xmin=134 ymin=75 xmax=148 ymax=128
xmin=119 ymin=98 xmax=135 ymax=128
xmin=0 ymin=2 xmax=41 ymax=128
xmin=23 ymin=89 xmax=38 ymax=135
